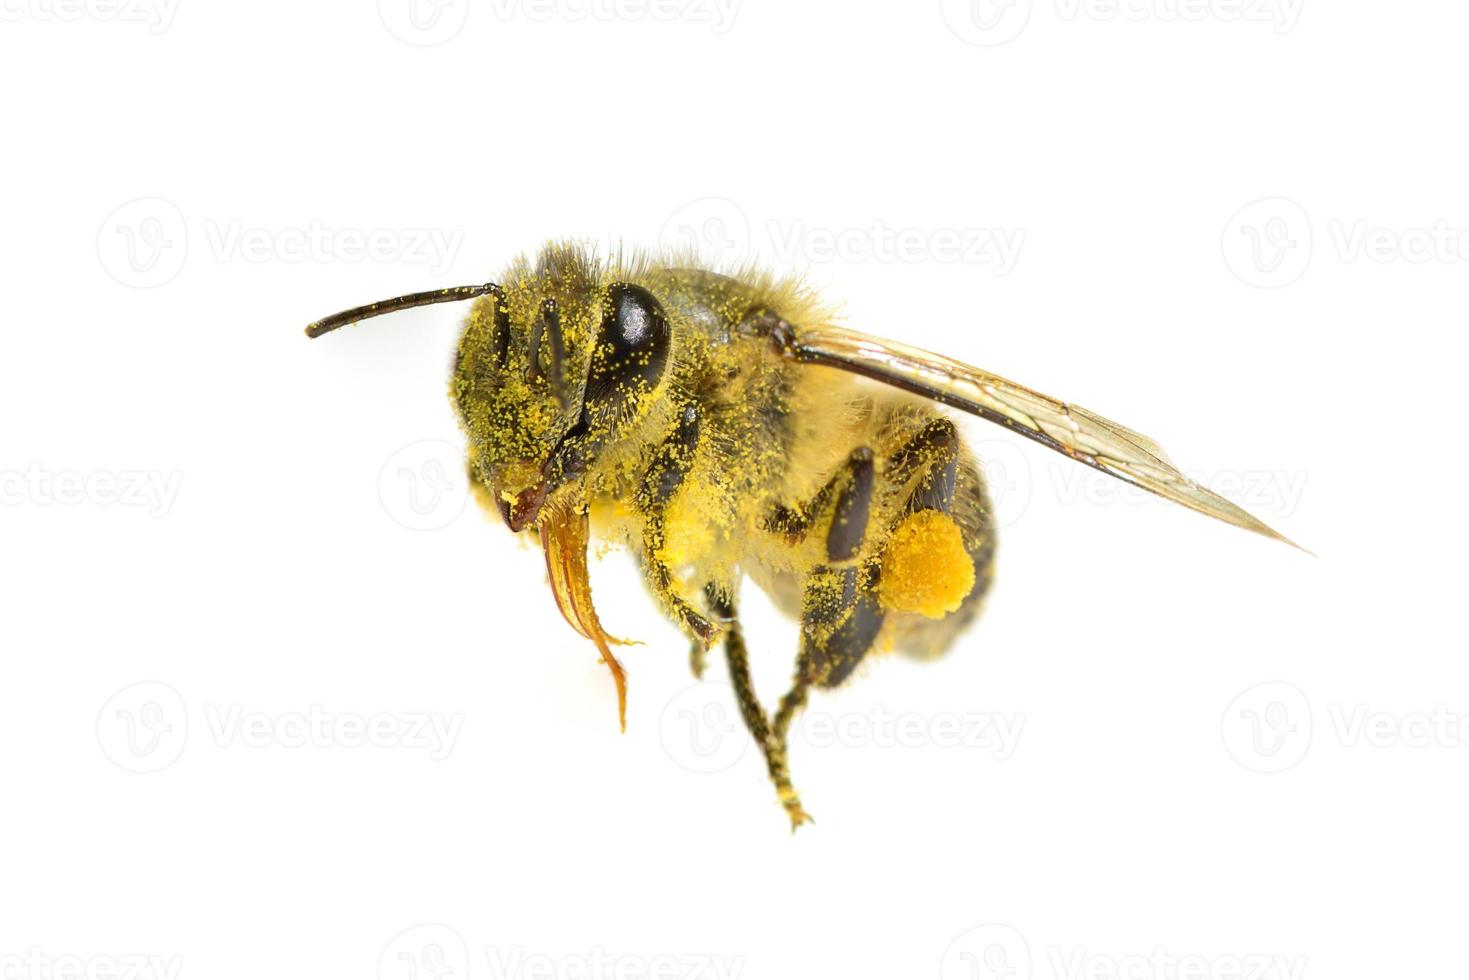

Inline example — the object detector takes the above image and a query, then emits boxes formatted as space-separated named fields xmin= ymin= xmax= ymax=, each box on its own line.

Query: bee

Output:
xmin=306 ymin=242 xmax=1298 ymax=829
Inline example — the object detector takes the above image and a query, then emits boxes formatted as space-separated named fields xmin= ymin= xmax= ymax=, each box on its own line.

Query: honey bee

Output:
xmin=306 ymin=242 xmax=1297 ymax=829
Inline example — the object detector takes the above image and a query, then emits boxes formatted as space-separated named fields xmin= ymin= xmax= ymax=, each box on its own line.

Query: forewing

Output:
xmin=779 ymin=324 xmax=1299 ymax=549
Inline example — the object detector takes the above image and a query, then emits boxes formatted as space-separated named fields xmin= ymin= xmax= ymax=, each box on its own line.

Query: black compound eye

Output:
xmin=584 ymin=283 xmax=670 ymax=404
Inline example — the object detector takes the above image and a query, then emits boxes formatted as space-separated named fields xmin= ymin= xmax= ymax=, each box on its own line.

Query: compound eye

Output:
xmin=584 ymin=283 xmax=671 ymax=404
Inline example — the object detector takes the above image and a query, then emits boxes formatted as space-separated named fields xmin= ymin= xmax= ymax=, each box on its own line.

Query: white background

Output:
xmin=1 ymin=2 xmax=1464 ymax=978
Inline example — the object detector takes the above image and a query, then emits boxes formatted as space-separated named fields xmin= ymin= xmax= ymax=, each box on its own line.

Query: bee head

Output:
xmin=451 ymin=251 xmax=673 ymax=531
xmin=304 ymin=246 xmax=676 ymax=533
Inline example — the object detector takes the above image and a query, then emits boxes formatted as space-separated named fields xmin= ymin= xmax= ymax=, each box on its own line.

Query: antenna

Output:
xmin=304 ymin=283 xmax=500 ymax=338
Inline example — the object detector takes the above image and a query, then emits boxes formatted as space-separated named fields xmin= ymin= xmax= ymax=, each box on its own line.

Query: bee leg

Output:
xmin=889 ymin=417 xmax=960 ymax=513
xmin=752 ymin=446 xmax=878 ymax=827
xmin=704 ymin=588 xmax=812 ymax=830
xmin=878 ymin=417 xmax=994 ymax=632
xmin=799 ymin=447 xmax=886 ymax=690
xmin=636 ymin=403 xmax=718 ymax=646
xmin=688 ymin=638 xmax=708 ymax=679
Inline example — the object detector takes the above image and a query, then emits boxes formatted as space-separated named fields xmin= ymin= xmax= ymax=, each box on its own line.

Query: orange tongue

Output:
xmin=539 ymin=500 xmax=630 ymax=732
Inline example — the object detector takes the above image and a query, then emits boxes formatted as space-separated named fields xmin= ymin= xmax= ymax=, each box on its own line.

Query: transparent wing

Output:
xmin=778 ymin=324 xmax=1301 ymax=549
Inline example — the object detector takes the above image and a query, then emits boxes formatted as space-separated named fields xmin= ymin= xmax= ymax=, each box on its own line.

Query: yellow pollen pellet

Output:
xmin=878 ymin=510 xmax=976 ymax=619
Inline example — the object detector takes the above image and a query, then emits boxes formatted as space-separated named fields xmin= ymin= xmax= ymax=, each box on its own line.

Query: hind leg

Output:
xmin=765 ymin=418 xmax=984 ymax=814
